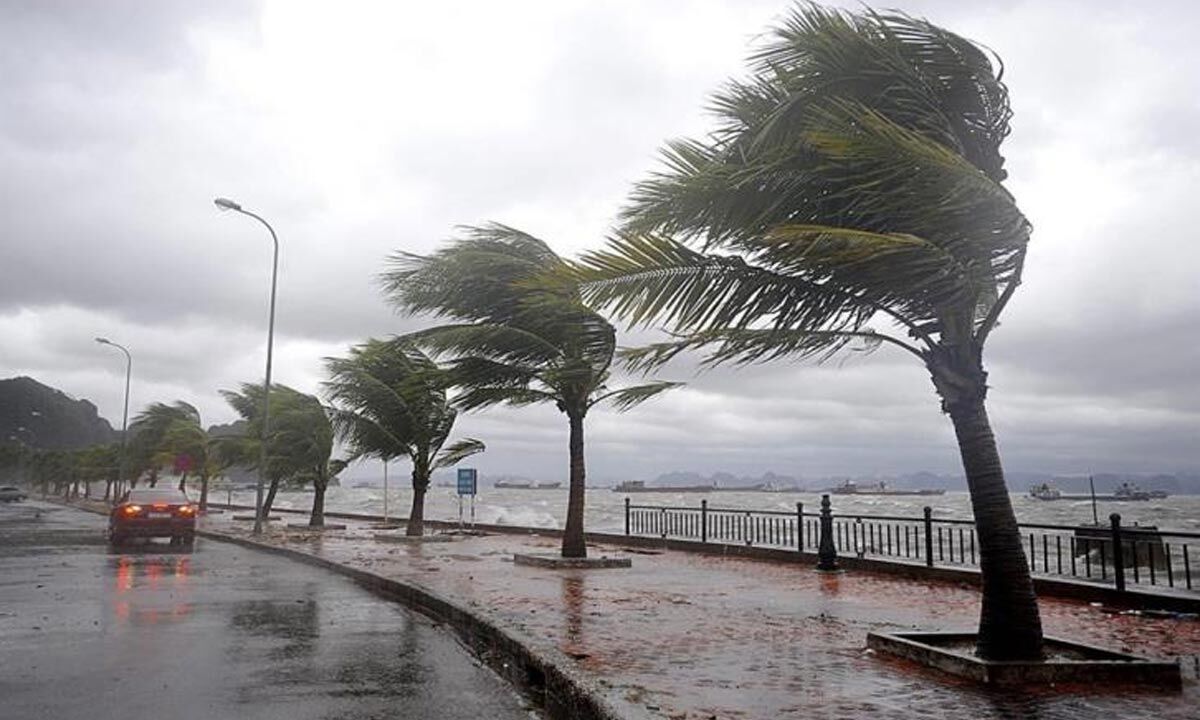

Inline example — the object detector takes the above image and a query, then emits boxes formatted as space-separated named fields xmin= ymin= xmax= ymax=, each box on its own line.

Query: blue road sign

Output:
xmin=456 ymin=468 xmax=477 ymax=496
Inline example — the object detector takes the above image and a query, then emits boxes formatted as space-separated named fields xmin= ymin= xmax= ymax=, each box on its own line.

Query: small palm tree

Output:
xmin=221 ymin=383 xmax=344 ymax=526
xmin=132 ymin=401 xmax=235 ymax=510
xmin=382 ymin=224 xmax=679 ymax=558
xmin=324 ymin=338 xmax=485 ymax=536
xmin=574 ymin=5 xmax=1041 ymax=660
xmin=130 ymin=402 xmax=204 ymax=494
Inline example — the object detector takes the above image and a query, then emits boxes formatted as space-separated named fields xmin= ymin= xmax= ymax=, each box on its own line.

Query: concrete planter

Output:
xmin=867 ymin=631 xmax=1182 ymax=688
xmin=513 ymin=553 xmax=632 ymax=569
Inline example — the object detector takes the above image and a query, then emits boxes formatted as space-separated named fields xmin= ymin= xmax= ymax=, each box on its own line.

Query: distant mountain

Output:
xmin=0 ymin=376 xmax=116 ymax=450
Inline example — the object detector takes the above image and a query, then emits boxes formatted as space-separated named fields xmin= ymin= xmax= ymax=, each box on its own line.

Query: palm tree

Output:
xmin=573 ymin=5 xmax=1040 ymax=660
xmin=381 ymin=224 xmax=680 ymax=558
xmin=221 ymin=383 xmax=345 ymax=526
xmin=130 ymin=402 xmax=202 ymax=493
xmin=324 ymin=338 xmax=485 ymax=536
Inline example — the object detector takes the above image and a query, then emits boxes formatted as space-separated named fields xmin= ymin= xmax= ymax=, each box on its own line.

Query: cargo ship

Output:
xmin=494 ymin=480 xmax=562 ymax=490
xmin=829 ymin=480 xmax=946 ymax=496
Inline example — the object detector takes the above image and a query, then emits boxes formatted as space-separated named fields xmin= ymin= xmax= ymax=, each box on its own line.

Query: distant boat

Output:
xmin=1029 ymin=483 xmax=1062 ymax=500
xmin=829 ymin=480 xmax=945 ymax=496
xmin=495 ymin=480 xmax=563 ymax=490
xmin=612 ymin=480 xmax=795 ymax=493
xmin=1029 ymin=481 xmax=1159 ymax=502
xmin=613 ymin=480 xmax=714 ymax=493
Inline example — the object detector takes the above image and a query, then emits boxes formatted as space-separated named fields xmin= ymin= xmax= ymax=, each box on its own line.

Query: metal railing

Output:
xmin=624 ymin=496 xmax=1200 ymax=596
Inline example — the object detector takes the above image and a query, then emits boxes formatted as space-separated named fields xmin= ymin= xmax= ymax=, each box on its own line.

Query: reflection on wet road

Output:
xmin=0 ymin=502 xmax=536 ymax=720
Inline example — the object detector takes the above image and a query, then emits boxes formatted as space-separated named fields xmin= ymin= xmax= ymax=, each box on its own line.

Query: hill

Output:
xmin=0 ymin=376 xmax=116 ymax=450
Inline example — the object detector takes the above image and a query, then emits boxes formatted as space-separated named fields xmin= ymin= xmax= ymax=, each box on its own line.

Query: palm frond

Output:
xmin=620 ymin=327 xmax=895 ymax=373
xmin=431 ymin=438 xmax=486 ymax=470
xmin=590 ymin=381 xmax=683 ymax=412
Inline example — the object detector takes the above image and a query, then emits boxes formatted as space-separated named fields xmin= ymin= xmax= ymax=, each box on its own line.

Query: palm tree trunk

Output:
xmin=309 ymin=477 xmax=326 ymax=527
xmin=199 ymin=473 xmax=210 ymax=511
xmin=948 ymin=397 xmax=1044 ymax=660
xmin=263 ymin=478 xmax=280 ymax=516
xmin=561 ymin=411 xmax=587 ymax=558
xmin=407 ymin=466 xmax=428 ymax=537
xmin=148 ymin=469 xmax=158 ymax=488
xmin=177 ymin=472 xmax=187 ymax=492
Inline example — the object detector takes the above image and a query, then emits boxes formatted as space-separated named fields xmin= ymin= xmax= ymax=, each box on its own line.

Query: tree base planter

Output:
xmin=231 ymin=514 xmax=281 ymax=521
xmin=286 ymin=523 xmax=347 ymax=530
xmin=369 ymin=522 xmax=403 ymax=530
xmin=513 ymin=553 xmax=632 ymax=569
xmin=372 ymin=533 xmax=458 ymax=543
xmin=867 ymin=631 xmax=1181 ymax=688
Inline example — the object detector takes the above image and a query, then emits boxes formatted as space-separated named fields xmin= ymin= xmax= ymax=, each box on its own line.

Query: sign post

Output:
xmin=456 ymin=468 xmax=477 ymax=530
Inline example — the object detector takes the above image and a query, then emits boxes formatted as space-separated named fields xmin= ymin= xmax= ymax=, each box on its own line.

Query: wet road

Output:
xmin=0 ymin=501 xmax=537 ymax=720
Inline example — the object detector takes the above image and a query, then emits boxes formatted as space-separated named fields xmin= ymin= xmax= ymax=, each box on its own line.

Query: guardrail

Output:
xmin=624 ymin=496 xmax=1200 ymax=596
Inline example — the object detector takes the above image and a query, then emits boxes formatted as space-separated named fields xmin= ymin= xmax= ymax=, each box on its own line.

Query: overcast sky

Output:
xmin=2 ymin=0 xmax=1196 ymax=483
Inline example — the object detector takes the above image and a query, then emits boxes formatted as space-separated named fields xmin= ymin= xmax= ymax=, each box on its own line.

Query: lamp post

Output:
xmin=95 ymin=338 xmax=132 ymax=503
xmin=215 ymin=197 xmax=278 ymax=535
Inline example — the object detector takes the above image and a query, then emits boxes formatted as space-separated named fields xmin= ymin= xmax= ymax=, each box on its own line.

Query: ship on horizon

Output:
xmin=828 ymin=479 xmax=946 ymax=496
xmin=611 ymin=480 xmax=793 ymax=493
xmin=494 ymin=480 xmax=563 ymax=490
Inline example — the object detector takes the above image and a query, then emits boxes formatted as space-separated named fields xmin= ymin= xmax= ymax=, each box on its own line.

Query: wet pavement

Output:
xmin=204 ymin=509 xmax=1200 ymax=720
xmin=0 ymin=501 xmax=537 ymax=720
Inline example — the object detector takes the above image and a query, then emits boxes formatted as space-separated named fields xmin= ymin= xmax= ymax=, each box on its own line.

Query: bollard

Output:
xmin=1110 ymin=513 xmax=1126 ymax=592
xmin=817 ymin=494 xmax=839 ymax=571
xmin=797 ymin=502 xmax=804 ymax=552
xmin=923 ymin=507 xmax=934 ymax=568
xmin=624 ymin=497 xmax=630 ymax=536
xmin=700 ymin=499 xmax=708 ymax=544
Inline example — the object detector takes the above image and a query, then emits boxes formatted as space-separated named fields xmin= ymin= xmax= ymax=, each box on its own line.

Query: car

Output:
xmin=109 ymin=488 xmax=198 ymax=546
xmin=0 ymin=486 xmax=27 ymax=502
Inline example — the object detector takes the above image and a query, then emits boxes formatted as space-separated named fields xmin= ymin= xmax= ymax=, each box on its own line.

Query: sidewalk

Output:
xmin=204 ymin=512 xmax=1197 ymax=719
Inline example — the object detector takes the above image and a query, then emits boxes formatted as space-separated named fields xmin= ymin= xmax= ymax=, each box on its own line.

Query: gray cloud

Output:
xmin=1 ymin=0 xmax=1197 ymax=482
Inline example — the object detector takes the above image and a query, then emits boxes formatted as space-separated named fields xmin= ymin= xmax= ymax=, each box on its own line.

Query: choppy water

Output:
xmin=214 ymin=485 xmax=1200 ymax=535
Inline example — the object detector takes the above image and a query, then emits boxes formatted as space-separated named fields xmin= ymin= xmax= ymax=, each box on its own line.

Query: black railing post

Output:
xmin=1110 ymin=513 xmax=1126 ymax=592
xmin=817 ymin=494 xmax=839 ymax=571
xmin=624 ymin=497 xmax=630 ymax=536
xmin=700 ymin=499 xmax=708 ymax=544
xmin=796 ymin=502 xmax=804 ymax=552
xmin=923 ymin=506 xmax=934 ymax=568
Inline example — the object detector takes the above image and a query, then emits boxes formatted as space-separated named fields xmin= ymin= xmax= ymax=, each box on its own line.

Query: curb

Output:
xmin=196 ymin=527 xmax=639 ymax=720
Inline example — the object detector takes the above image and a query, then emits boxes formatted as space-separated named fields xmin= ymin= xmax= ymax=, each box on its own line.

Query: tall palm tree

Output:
xmin=221 ymin=383 xmax=345 ymax=526
xmin=324 ymin=338 xmax=485 ymax=536
xmin=573 ymin=5 xmax=1039 ymax=660
xmin=382 ymin=224 xmax=680 ymax=558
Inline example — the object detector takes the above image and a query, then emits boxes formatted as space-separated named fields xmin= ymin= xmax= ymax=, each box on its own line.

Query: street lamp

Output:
xmin=95 ymin=337 xmax=132 ymax=503
xmin=215 ymin=197 xmax=279 ymax=535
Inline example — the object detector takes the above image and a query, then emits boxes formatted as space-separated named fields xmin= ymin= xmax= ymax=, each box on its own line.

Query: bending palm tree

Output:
xmin=575 ymin=5 xmax=1040 ymax=660
xmin=130 ymin=402 xmax=205 ymax=495
xmin=222 ymin=383 xmax=344 ymax=525
xmin=132 ymin=401 xmax=235 ymax=510
xmin=382 ymin=225 xmax=679 ymax=558
xmin=324 ymin=338 xmax=485 ymax=536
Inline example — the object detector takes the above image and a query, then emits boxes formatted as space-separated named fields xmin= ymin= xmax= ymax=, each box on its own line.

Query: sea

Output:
xmin=215 ymin=485 xmax=1200 ymax=535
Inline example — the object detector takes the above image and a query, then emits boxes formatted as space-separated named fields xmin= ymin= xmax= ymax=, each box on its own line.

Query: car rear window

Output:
xmin=128 ymin=489 xmax=191 ymax=504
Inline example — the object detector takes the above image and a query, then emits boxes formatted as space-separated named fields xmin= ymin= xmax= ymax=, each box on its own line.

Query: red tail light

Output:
xmin=177 ymin=505 xmax=197 ymax=517
xmin=153 ymin=503 xmax=168 ymax=511
xmin=122 ymin=504 xmax=143 ymax=517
